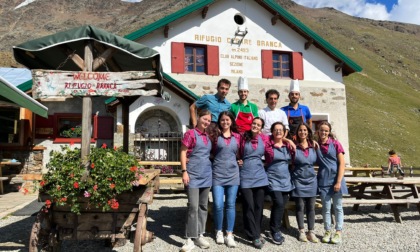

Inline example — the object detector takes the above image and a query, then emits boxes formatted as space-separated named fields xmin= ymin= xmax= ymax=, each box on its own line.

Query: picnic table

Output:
xmin=344 ymin=176 xmax=420 ymax=223
xmin=344 ymin=167 xmax=383 ymax=177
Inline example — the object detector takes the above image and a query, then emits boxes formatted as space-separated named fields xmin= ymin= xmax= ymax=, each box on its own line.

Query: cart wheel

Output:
xmin=133 ymin=203 xmax=155 ymax=252
xmin=29 ymin=207 xmax=61 ymax=252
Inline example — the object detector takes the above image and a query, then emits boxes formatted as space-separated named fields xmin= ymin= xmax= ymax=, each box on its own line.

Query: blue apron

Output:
xmin=240 ymin=135 xmax=269 ymax=188
xmin=212 ymin=135 xmax=240 ymax=186
xmin=291 ymin=147 xmax=318 ymax=197
xmin=186 ymin=130 xmax=212 ymax=188
xmin=266 ymin=145 xmax=294 ymax=192
xmin=316 ymin=141 xmax=348 ymax=196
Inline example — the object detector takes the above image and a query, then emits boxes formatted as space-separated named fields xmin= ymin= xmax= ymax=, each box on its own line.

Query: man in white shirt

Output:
xmin=258 ymin=89 xmax=289 ymax=135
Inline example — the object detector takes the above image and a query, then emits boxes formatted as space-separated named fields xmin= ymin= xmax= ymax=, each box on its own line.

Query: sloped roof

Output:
xmin=125 ymin=0 xmax=362 ymax=76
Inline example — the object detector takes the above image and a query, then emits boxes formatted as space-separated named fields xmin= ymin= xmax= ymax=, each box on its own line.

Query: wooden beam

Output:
xmin=202 ymin=5 xmax=209 ymax=19
xmin=305 ymin=38 xmax=314 ymax=50
xmin=92 ymin=47 xmax=116 ymax=71
xmin=335 ymin=62 xmax=344 ymax=72
xmin=93 ymin=41 xmax=122 ymax=71
xmin=81 ymin=42 xmax=93 ymax=167
xmin=271 ymin=14 xmax=279 ymax=25
xmin=164 ymin=25 xmax=169 ymax=38
xmin=57 ymin=45 xmax=85 ymax=70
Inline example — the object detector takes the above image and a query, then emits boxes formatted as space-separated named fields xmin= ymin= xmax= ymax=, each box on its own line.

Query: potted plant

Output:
xmin=39 ymin=144 xmax=146 ymax=214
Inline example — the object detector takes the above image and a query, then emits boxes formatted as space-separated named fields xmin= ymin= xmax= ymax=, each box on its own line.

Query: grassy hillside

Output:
xmin=283 ymin=4 xmax=420 ymax=166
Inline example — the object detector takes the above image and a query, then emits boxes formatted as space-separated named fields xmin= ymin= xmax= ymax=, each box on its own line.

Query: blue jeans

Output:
xmin=320 ymin=193 xmax=344 ymax=231
xmin=212 ymin=185 xmax=239 ymax=232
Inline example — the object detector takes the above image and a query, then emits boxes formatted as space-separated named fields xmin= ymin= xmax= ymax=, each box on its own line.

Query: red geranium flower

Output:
xmin=91 ymin=163 xmax=95 ymax=169
xmin=110 ymin=183 xmax=116 ymax=189
xmin=45 ymin=200 xmax=52 ymax=208
xmin=107 ymin=199 xmax=119 ymax=210
xmin=93 ymin=184 xmax=98 ymax=191
xmin=130 ymin=166 xmax=138 ymax=172
xmin=73 ymin=182 xmax=79 ymax=189
xmin=40 ymin=180 xmax=46 ymax=187
xmin=101 ymin=143 xmax=107 ymax=149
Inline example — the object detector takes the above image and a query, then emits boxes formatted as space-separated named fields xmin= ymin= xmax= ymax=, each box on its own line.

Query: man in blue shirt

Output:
xmin=189 ymin=78 xmax=231 ymax=128
xmin=281 ymin=80 xmax=312 ymax=139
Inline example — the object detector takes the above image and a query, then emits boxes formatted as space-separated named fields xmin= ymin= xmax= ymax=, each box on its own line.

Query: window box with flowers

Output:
xmin=38 ymin=144 xmax=152 ymax=214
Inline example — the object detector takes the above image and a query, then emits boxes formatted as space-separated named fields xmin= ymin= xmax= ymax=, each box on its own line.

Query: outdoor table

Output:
xmin=0 ymin=159 xmax=21 ymax=194
xmin=344 ymin=167 xmax=383 ymax=177
xmin=344 ymin=176 xmax=420 ymax=223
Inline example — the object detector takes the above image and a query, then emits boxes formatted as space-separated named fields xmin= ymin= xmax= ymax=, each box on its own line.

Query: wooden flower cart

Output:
xmin=14 ymin=26 xmax=168 ymax=252
xmin=29 ymin=169 xmax=160 ymax=252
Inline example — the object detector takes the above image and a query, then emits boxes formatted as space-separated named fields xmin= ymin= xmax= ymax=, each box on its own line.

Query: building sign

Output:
xmin=32 ymin=70 xmax=159 ymax=99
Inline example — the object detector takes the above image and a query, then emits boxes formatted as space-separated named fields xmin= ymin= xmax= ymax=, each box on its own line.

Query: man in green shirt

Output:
xmin=230 ymin=77 xmax=259 ymax=133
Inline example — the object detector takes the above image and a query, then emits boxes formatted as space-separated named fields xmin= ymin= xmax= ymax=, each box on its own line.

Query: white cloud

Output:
xmin=292 ymin=0 xmax=420 ymax=25
xmin=389 ymin=0 xmax=420 ymax=25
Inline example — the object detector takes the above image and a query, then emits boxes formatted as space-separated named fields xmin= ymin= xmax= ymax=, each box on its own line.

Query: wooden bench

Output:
xmin=343 ymin=198 xmax=420 ymax=205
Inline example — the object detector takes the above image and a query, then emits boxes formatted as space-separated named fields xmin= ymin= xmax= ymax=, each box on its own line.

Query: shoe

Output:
xmin=181 ymin=238 xmax=195 ymax=252
xmin=224 ymin=234 xmax=237 ymax=248
xmin=215 ymin=230 xmax=224 ymax=244
xmin=260 ymin=236 xmax=266 ymax=244
xmin=194 ymin=234 xmax=210 ymax=249
xmin=271 ymin=232 xmax=285 ymax=245
xmin=298 ymin=231 xmax=308 ymax=242
xmin=252 ymin=238 xmax=264 ymax=249
xmin=307 ymin=231 xmax=319 ymax=243
xmin=322 ymin=230 xmax=332 ymax=243
xmin=331 ymin=232 xmax=342 ymax=244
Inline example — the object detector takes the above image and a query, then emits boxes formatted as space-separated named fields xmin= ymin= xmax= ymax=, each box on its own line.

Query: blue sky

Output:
xmin=292 ymin=0 xmax=420 ymax=25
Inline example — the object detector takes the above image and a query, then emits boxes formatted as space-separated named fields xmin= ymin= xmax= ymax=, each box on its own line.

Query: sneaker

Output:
xmin=322 ymin=230 xmax=332 ymax=243
xmin=307 ymin=231 xmax=319 ymax=243
xmin=321 ymin=230 xmax=331 ymax=243
xmin=298 ymin=231 xmax=308 ymax=242
xmin=194 ymin=234 xmax=210 ymax=249
xmin=215 ymin=230 xmax=224 ymax=244
xmin=271 ymin=232 xmax=285 ymax=245
xmin=331 ymin=232 xmax=342 ymax=244
xmin=224 ymin=234 xmax=237 ymax=248
xmin=181 ymin=238 xmax=195 ymax=252
xmin=252 ymin=238 xmax=264 ymax=249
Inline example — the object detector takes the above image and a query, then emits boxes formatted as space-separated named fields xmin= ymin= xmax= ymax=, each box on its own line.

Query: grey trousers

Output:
xmin=185 ymin=187 xmax=211 ymax=238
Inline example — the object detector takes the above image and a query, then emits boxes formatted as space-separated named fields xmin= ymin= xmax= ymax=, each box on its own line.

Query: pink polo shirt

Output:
xmin=181 ymin=128 xmax=210 ymax=157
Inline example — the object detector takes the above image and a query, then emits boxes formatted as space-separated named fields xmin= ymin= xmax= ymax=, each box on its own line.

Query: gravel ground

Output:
xmin=1 ymin=189 xmax=420 ymax=252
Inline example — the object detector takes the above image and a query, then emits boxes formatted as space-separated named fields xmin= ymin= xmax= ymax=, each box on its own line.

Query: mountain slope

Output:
xmin=1 ymin=0 xmax=419 ymax=166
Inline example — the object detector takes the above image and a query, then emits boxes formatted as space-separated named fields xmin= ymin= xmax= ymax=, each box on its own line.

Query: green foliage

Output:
xmin=40 ymin=145 xmax=144 ymax=214
xmin=60 ymin=125 xmax=82 ymax=138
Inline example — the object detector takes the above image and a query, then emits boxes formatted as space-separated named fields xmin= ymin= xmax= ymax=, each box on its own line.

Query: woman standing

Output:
xmin=265 ymin=122 xmax=294 ymax=245
xmin=180 ymin=109 xmax=212 ymax=252
xmin=211 ymin=111 xmax=241 ymax=248
xmin=239 ymin=117 xmax=270 ymax=249
xmin=291 ymin=122 xmax=319 ymax=243
xmin=316 ymin=121 xmax=347 ymax=244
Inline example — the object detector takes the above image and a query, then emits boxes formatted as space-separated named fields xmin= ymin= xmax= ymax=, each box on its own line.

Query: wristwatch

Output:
xmin=181 ymin=170 xmax=187 ymax=173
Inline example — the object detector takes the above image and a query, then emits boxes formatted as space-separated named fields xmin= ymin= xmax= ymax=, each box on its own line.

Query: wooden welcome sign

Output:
xmin=32 ymin=70 xmax=159 ymax=99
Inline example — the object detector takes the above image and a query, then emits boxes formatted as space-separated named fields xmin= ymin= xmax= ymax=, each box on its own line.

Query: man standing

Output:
xmin=189 ymin=78 xmax=231 ymax=129
xmin=281 ymin=79 xmax=312 ymax=139
xmin=230 ymin=77 xmax=259 ymax=133
xmin=258 ymin=89 xmax=289 ymax=135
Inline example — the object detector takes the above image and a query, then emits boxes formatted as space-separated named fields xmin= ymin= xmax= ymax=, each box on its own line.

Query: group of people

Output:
xmin=180 ymin=78 xmax=347 ymax=251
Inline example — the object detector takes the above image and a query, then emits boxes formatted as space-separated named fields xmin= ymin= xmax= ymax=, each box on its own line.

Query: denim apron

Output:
xmin=187 ymin=130 xmax=212 ymax=188
xmin=240 ymin=136 xmax=269 ymax=188
xmin=291 ymin=147 xmax=318 ymax=197
xmin=316 ymin=141 xmax=348 ymax=196
xmin=212 ymin=135 xmax=240 ymax=186
xmin=266 ymin=146 xmax=294 ymax=192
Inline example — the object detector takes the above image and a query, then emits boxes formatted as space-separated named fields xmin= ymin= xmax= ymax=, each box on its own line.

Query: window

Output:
xmin=171 ymin=42 xmax=219 ymax=75
xmin=185 ymin=45 xmax=205 ymax=73
xmin=273 ymin=52 xmax=290 ymax=78
xmin=34 ymin=113 xmax=114 ymax=143
xmin=0 ymin=107 xmax=20 ymax=144
xmin=261 ymin=50 xmax=303 ymax=79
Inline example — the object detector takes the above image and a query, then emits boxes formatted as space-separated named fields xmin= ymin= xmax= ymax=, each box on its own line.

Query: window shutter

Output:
xmin=94 ymin=116 xmax=114 ymax=139
xmin=292 ymin=52 xmax=304 ymax=80
xmin=261 ymin=50 xmax=273 ymax=79
xmin=171 ymin=42 xmax=185 ymax=73
xmin=206 ymin=45 xmax=219 ymax=76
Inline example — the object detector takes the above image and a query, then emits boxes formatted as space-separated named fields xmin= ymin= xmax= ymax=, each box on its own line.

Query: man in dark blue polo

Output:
xmin=281 ymin=79 xmax=312 ymax=139
xmin=189 ymin=78 xmax=231 ymax=132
